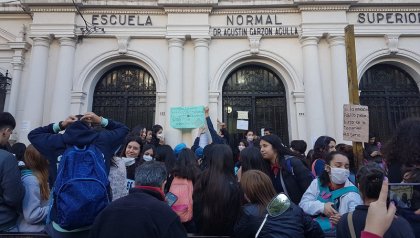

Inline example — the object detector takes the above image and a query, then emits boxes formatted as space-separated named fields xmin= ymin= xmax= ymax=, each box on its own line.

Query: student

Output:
xmin=336 ymin=163 xmax=414 ymax=238
xmin=0 ymin=112 xmax=24 ymax=232
xmin=299 ymin=151 xmax=362 ymax=233
xmin=259 ymin=134 xmax=313 ymax=204
xmin=310 ymin=136 xmax=336 ymax=177
xmin=193 ymin=144 xmax=241 ymax=236
xmin=17 ymin=145 xmax=49 ymax=232
xmin=234 ymin=170 xmax=324 ymax=238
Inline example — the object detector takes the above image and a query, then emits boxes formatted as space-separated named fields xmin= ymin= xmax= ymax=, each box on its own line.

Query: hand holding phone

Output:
xmin=165 ymin=192 xmax=178 ymax=207
xmin=388 ymin=183 xmax=420 ymax=211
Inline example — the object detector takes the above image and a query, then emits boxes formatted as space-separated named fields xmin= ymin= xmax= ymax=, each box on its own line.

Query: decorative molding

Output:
xmin=30 ymin=7 xmax=77 ymax=12
xmin=31 ymin=36 xmax=52 ymax=48
xmin=211 ymin=8 xmax=299 ymax=14
xmin=326 ymin=35 xmax=345 ymax=47
xmin=116 ymin=36 xmax=131 ymax=54
xmin=193 ymin=38 xmax=209 ymax=48
xmin=81 ymin=9 xmax=165 ymax=15
xmin=385 ymin=34 xmax=400 ymax=55
xmin=349 ymin=8 xmax=420 ymax=12
xmin=0 ymin=28 xmax=17 ymax=42
xmin=164 ymin=7 xmax=212 ymax=13
xmin=248 ymin=35 xmax=262 ymax=55
xmin=209 ymin=92 xmax=219 ymax=103
xmin=299 ymin=36 xmax=320 ymax=46
xmin=298 ymin=5 xmax=350 ymax=11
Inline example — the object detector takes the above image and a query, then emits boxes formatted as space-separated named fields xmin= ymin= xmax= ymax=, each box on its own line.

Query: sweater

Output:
xmin=336 ymin=205 xmax=414 ymax=238
xmin=17 ymin=171 xmax=49 ymax=232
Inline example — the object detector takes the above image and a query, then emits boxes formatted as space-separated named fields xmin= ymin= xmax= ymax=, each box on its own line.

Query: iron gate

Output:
xmin=92 ymin=65 xmax=156 ymax=130
xmin=222 ymin=65 xmax=289 ymax=147
xmin=360 ymin=63 xmax=420 ymax=143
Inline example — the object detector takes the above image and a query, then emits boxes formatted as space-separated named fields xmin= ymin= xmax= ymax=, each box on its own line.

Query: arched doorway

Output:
xmin=222 ymin=65 xmax=289 ymax=147
xmin=360 ymin=63 xmax=420 ymax=142
xmin=92 ymin=65 xmax=156 ymax=130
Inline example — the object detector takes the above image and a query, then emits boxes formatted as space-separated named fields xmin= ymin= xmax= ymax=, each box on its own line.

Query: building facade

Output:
xmin=1 ymin=0 xmax=419 ymax=147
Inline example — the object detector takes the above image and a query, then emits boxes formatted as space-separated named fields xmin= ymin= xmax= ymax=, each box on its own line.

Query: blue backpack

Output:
xmin=50 ymin=145 xmax=110 ymax=231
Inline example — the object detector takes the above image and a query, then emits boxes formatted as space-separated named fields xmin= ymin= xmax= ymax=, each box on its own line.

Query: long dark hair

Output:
xmin=194 ymin=144 xmax=241 ymax=236
xmin=311 ymin=136 xmax=336 ymax=165
xmin=240 ymin=147 xmax=270 ymax=175
xmin=319 ymin=151 xmax=349 ymax=186
xmin=120 ymin=136 xmax=143 ymax=158
xmin=260 ymin=134 xmax=294 ymax=165
xmin=382 ymin=117 xmax=420 ymax=166
xmin=172 ymin=148 xmax=200 ymax=183
xmin=151 ymin=124 xmax=163 ymax=147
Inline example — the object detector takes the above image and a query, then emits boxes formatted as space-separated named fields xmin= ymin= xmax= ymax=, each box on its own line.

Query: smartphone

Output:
xmin=165 ymin=192 xmax=178 ymax=207
xmin=388 ymin=183 xmax=420 ymax=210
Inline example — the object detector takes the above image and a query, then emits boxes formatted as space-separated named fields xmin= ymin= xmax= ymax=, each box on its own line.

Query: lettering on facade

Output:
xmin=357 ymin=12 xmax=420 ymax=24
xmin=212 ymin=14 xmax=298 ymax=38
xmin=226 ymin=14 xmax=283 ymax=26
xmin=92 ymin=15 xmax=152 ymax=26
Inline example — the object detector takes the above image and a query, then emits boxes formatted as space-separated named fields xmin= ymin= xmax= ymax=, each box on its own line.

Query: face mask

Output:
xmin=143 ymin=155 xmax=153 ymax=162
xmin=330 ymin=167 xmax=350 ymax=184
xmin=238 ymin=145 xmax=245 ymax=151
xmin=122 ymin=157 xmax=136 ymax=166
xmin=247 ymin=136 xmax=253 ymax=142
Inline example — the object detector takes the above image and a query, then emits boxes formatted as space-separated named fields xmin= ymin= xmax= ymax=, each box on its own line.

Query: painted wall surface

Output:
xmin=0 ymin=0 xmax=419 ymax=147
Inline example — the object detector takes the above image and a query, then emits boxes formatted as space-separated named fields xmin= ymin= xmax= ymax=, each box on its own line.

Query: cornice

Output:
xmin=298 ymin=5 xmax=350 ymax=11
xmin=81 ymin=9 xmax=165 ymax=15
xmin=164 ymin=7 xmax=212 ymax=13
xmin=348 ymin=7 xmax=420 ymax=12
xmin=211 ymin=8 xmax=299 ymax=14
xmin=29 ymin=7 xmax=76 ymax=12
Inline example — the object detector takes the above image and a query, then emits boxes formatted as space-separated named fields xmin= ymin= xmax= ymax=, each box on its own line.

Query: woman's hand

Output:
xmin=364 ymin=180 xmax=396 ymax=237
xmin=324 ymin=202 xmax=338 ymax=217
xmin=329 ymin=213 xmax=341 ymax=225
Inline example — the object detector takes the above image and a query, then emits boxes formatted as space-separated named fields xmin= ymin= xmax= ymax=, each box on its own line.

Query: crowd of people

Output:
xmin=0 ymin=108 xmax=419 ymax=238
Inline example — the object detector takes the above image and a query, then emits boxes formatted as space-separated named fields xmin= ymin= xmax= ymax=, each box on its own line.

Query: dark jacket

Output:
xmin=269 ymin=156 xmax=313 ymax=205
xmin=205 ymin=117 xmax=227 ymax=144
xmin=234 ymin=204 xmax=265 ymax=238
xmin=28 ymin=119 xmax=129 ymax=182
xmin=89 ymin=186 xmax=188 ymax=238
xmin=336 ymin=205 xmax=415 ymax=238
xmin=0 ymin=149 xmax=25 ymax=231
xmin=250 ymin=202 xmax=324 ymax=238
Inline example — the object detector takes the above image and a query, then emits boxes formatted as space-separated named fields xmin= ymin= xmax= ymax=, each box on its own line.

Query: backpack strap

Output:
xmin=331 ymin=186 xmax=359 ymax=201
xmin=347 ymin=212 xmax=356 ymax=238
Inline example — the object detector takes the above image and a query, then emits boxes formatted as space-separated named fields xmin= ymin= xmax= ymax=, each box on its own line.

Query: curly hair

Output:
xmin=382 ymin=117 xmax=420 ymax=166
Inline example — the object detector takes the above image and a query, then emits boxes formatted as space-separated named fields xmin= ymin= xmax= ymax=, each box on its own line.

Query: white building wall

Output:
xmin=0 ymin=0 xmax=419 ymax=147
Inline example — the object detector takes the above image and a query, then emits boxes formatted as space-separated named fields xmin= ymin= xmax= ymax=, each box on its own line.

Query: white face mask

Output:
xmin=330 ymin=167 xmax=350 ymax=184
xmin=238 ymin=145 xmax=245 ymax=151
xmin=143 ymin=155 xmax=153 ymax=162
xmin=247 ymin=136 xmax=253 ymax=142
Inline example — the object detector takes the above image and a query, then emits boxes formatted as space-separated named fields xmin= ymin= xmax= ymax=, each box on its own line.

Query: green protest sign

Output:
xmin=170 ymin=106 xmax=205 ymax=129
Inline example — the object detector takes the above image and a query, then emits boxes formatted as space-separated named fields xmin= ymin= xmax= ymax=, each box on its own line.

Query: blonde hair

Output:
xmin=240 ymin=170 xmax=277 ymax=214
xmin=24 ymin=145 xmax=50 ymax=201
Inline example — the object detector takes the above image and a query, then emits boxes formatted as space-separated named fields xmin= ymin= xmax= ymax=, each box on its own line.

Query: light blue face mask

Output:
xmin=143 ymin=155 xmax=153 ymax=162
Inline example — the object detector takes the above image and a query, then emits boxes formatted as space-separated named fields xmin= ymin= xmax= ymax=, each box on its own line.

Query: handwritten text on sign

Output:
xmin=170 ymin=106 xmax=205 ymax=129
xmin=343 ymin=104 xmax=369 ymax=142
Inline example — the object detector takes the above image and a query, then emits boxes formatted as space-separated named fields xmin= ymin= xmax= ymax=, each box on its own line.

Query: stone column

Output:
xmin=20 ymin=36 xmax=51 ymax=144
xmin=193 ymin=38 xmax=210 ymax=106
xmin=300 ymin=36 xmax=326 ymax=143
xmin=7 ymin=49 xmax=26 ymax=116
xmin=165 ymin=38 xmax=184 ymax=147
xmin=50 ymin=37 xmax=76 ymax=122
xmin=328 ymin=35 xmax=349 ymax=142
xmin=292 ymin=91 xmax=307 ymax=140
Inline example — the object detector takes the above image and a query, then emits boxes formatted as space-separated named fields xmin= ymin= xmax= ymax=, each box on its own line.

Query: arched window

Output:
xmin=360 ymin=63 xmax=420 ymax=142
xmin=92 ymin=65 xmax=156 ymax=130
xmin=223 ymin=65 xmax=288 ymax=146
